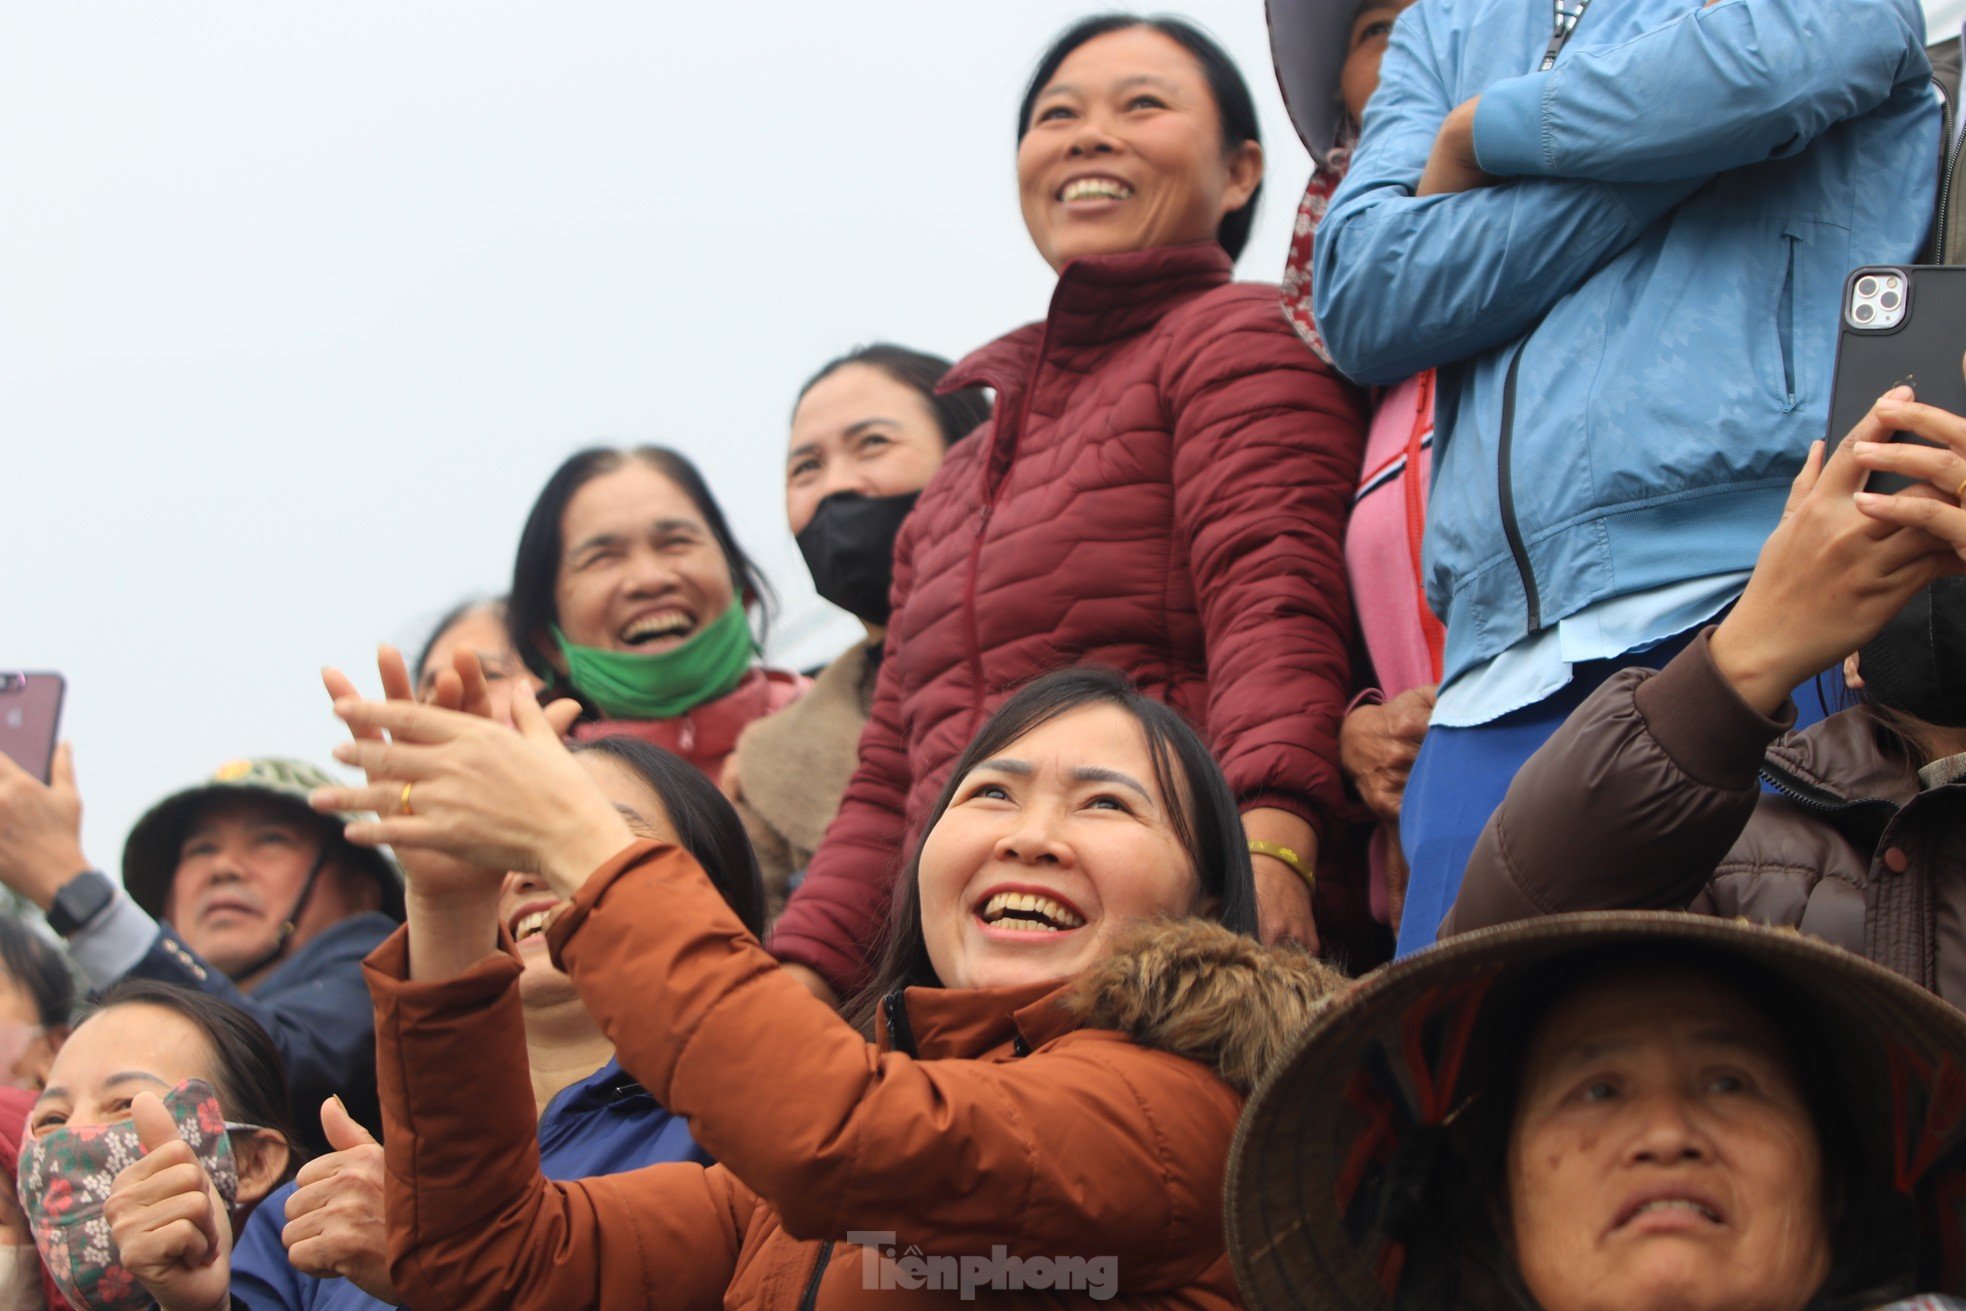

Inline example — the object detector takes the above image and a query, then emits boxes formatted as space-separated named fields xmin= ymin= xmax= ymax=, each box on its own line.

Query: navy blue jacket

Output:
xmin=230 ymin=1058 xmax=708 ymax=1311
xmin=125 ymin=912 xmax=395 ymax=1154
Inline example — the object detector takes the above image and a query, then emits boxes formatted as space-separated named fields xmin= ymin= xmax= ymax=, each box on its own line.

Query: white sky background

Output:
xmin=1 ymin=2 xmax=1313 ymax=876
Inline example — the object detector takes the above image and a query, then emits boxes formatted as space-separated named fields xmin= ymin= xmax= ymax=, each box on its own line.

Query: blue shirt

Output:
xmin=230 ymin=1059 xmax=708 ymax=1311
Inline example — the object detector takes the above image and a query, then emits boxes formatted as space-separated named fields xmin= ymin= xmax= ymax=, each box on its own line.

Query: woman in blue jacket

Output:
xmin=1312 ymin=0 xmax=1940 ymax=953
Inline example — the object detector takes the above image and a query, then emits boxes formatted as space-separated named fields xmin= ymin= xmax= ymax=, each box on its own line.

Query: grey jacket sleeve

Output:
xmin=1440 ymin=628 xmax=1796 ymax=937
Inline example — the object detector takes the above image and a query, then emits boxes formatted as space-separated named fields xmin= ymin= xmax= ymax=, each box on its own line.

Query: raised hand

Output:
xmin=103 ymin=1092 xmax=232 ymax=1311
xmin=0 ymin=742 xmax=90 ymax=911
xmin=1851 ymin=356 xmax=1966 ymax=560
xmin=282 ymin=1097 xmax=395 ymax=1303
xmin=313 ymin=682 xmax=634 ymax=903
xmin=321 ymin=647 xmax=502 ymax=903
xmin=1711 ymin=388 xmax=1964 ymax=716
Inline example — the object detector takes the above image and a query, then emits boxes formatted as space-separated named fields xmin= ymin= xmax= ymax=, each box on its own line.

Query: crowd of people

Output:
xmin=3 ymin=0 xmax=1966 ymax=1306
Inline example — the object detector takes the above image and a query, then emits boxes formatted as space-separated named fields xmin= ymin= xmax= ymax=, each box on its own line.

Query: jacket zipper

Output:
xmin=1758 ymin=763 xmax=1898 ymax=821
xmin=1496 ymin=346 xmax=1542 ymax=632
xmin=963 ymin=502 xmax=993 ymax=740
xmin=798 ymin=1243 xmax=835 ymax=1311
xmin=1777 ymin=234 xmax=1798 ymax=408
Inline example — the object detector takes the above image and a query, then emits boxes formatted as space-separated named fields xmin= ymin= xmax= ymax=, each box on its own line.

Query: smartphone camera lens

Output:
xmin=1854 ymin=302 xmax=1876 ymax=324
xmin=1881 ymin=290 xmax=1901 ymax=310
xmin=0 ymin=674 xmax=20 ymax=695
xmin=1857 ymin=276 xmax=1880 ymax=298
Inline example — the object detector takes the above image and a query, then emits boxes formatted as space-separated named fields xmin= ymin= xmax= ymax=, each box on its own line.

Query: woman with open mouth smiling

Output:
xmin=310 ymin=663 xmax=1342 ymax=1309
xmin=767 ymin=13 xmax=1372 ymax=1008
xmin=503 ymin=444 xmax=807 ymax=782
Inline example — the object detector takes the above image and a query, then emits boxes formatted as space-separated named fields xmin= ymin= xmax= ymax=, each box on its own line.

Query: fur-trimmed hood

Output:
xmin=1063 ymin=917 xmax=1347 ymax=1093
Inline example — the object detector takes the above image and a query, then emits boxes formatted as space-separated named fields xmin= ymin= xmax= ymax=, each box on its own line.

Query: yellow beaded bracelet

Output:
xmin=1248 ymin=839 xmax=1317 ymax=893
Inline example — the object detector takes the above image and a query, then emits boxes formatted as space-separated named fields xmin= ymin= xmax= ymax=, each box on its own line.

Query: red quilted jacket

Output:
xmin=768 ymin=242 xmax=1368 ymax=994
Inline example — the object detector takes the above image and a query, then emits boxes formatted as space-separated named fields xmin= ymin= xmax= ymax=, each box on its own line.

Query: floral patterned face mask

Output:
xmin=15 ymin=1079 xmax=245 ymax=1311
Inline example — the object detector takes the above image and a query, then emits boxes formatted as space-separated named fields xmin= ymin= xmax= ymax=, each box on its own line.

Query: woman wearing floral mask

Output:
xmin=20 ymin=980 xmax=297 ymax=1311
xmin=505 ymin=446 xmax=807 ymax=781
xmin=311 ymin=664 xmax=1340 ymax=1308
xmin=726 ymin=344 xmax=990 ymax=916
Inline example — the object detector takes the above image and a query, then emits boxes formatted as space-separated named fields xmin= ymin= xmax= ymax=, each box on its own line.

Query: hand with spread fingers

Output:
xmin=1850 ymin=357 xmax=1966 ymax=558
xmin=311 ymin=680 xmax=633 ymax=905
xmin=104 ymin=1092 xmax=233 ymax=1311
xmin=1710 ymin=387 xmax=1965 ymax=716
xmin=320 ymin=645 xmax=511 ymax=904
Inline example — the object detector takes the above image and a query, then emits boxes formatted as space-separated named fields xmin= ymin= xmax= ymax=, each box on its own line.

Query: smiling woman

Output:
xmin=505 ymin=445 xmax=808 ymax=781
xmin=768 ymin=14 xmax=1373 ymax=1003
xmin=310 ymin=662 xmax=1339 ymax=1308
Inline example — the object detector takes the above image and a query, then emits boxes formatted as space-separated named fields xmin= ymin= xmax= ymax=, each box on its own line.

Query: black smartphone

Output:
xmin=0 ymin=672 xmax=65 ymax=783
xmin=1827 ymin=265 xmax=1966 ymax=494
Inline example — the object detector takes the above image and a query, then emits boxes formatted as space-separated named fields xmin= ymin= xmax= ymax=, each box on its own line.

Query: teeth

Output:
xmin=1062 ymin=177 xmax=1133 ymax=203
xmin=979 ymin=891 xmax=1085 ymax=930
xmin=623 ymin=613 xmax=691 ymax=642
xmin=513 ymin=910 xmax=552 ymax=942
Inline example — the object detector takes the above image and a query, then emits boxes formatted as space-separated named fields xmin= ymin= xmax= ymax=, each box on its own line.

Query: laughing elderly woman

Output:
xmin=1229 ymin=912 xmax=1966 ymax=1311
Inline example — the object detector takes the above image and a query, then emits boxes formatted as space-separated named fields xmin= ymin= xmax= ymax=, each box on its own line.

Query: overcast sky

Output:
xmin=2 ymin=2 xmax=1314 ymax=874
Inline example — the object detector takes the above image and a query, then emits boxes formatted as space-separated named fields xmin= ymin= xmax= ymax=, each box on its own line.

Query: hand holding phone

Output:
xmin=0 ymin=737 xmax=89 ymax=913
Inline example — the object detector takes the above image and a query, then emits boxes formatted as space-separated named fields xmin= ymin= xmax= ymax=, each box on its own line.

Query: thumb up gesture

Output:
xmin=283 ymin=1097 xmax=396 ymax=1303
xmin=104 ymin=1092 xmax=233 ymax=1311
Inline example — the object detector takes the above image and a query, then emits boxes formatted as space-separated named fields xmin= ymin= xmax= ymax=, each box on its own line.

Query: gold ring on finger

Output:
xmin=399 ymin=782 xmax=415 ymax=817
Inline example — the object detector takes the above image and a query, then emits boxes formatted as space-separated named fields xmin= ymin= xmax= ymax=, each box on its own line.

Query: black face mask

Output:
xmin=1859 ymin=576 xmax=1966 ymax=728
xmin=796 ymin=491 xmax=921 ymax=627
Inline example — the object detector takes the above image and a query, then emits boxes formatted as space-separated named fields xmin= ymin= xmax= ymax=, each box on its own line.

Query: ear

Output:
xmin=1843 ymin=651 xmax=1865 ymax=691
xmin=231 ymin=1129 xmax=292 ymax=1207
xmin=532 ymin=627 xmax=569 ymax=677
xmin=1220 ymin=139 xmax=1265 ymax=219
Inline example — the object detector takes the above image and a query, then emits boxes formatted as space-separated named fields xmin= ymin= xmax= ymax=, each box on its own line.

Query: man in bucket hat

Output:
xmin=1228 ymin=912 xmax=1966 ymax=1310
xmin=0 ymin=750 xmax=401 ymax=1152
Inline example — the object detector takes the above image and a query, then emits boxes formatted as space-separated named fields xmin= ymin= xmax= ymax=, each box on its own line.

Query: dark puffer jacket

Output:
xmin=769 ymin=241 xmax=1369 ymax=994
xmin=1444 ymin=629 xmax=1966 ymax=1005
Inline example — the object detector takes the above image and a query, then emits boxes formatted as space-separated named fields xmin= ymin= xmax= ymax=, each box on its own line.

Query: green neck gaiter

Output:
xmin=553 ymin=600 xmax=756 ymax=720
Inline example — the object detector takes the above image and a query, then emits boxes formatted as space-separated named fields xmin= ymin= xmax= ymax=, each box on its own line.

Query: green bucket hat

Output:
xmin=121 ymin=757 xmax=403 ymax=923
xmin=1228 ymin=912 xmax=1966 ymax=1310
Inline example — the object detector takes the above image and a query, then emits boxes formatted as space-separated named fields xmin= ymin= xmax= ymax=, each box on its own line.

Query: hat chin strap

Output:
xmin=226 ymin=844 xmax=332 ymax=983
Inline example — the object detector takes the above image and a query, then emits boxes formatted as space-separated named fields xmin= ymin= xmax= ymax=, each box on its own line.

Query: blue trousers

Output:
xmin=1394 ymin=633 xmax=1839 ymax=957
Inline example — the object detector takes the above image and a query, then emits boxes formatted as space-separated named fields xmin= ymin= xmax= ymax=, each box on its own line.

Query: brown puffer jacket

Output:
xmin=1444 ymin=629 xmax=1966 ymax=1003
xmin=370 ymin=841 xmax=1342 ymax=1309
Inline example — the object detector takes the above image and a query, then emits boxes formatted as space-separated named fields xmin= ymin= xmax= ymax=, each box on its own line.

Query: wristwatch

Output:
xmin=46 ymin=869 xmax=116 ymax=937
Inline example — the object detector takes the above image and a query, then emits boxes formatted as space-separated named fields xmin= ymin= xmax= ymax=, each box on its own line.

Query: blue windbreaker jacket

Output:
xmin=1314 ymin=0 xmax=1938 ymax=681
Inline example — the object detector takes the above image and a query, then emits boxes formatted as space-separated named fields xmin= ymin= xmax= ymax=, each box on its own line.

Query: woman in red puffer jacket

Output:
xmin=769 ymin=13 xmax=1370 ymax=1002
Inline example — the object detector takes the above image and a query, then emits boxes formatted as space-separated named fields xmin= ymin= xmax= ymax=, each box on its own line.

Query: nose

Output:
xmin=621 ymin=545 xmax=679 ymax=598
xmin=992 ymin=806 xmax=1078 ymax=870
xmin=1067 ymin=113 xmax=1121 ymax=158
xmin=1624 ymin=1090 xmax=1715 ymax=1167
xmin=816 ymin=467 xmax=876 ymax=504
xmin=501 ymin=870 xmax=548 ymax=901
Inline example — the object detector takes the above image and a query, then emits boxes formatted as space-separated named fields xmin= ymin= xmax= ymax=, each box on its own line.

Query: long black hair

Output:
xmin=506 ymin=446 xmax=774 ymax=703
xmin=1017 ymin=14 xmax=1264 ymax=261
xmin=796 ymin=344 xmax=992 ymax=449
xmin=85 ymin=979 xmax=302 ymax=1170
xmin=847 ymin=664 xmax=1259 ymax=1032
xmin=572 ymin=734 xmax=769 ymax=939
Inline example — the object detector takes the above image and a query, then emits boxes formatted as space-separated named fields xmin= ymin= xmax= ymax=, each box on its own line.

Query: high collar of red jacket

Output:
xmin=569 ymin=666 xmax=807 ymax=766
xmin=941 ymin=240 xmax=1235 ymax=396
